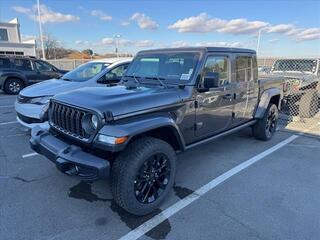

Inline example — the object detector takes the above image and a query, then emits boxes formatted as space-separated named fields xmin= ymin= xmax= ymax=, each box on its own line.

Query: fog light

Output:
xmin=98 ymin=134 xmax=128 ymax=145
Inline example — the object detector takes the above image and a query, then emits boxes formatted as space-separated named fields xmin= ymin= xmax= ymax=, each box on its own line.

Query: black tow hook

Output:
xmin=64 ymin=165 xmax=79 ymax=176
xmin=56 ymin=158 xmax=79 ymax=176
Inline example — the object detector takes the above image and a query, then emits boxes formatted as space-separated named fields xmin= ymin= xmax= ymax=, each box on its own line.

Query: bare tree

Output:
xmin=37 ymin=33 xmax=63 ymax=59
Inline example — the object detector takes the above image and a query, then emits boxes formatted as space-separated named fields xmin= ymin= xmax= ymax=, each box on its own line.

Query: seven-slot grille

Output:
xmin=50 ymin=101 xmax=88 ymax=139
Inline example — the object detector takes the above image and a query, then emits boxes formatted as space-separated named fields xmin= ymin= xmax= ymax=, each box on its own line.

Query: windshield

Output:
xmin=273 ymin=59 xmax=317 ymax=73
xmin=125 ymin=52 xmax=200 ymax=83
xmin=61 ymin=62 xmax=109 ymax=82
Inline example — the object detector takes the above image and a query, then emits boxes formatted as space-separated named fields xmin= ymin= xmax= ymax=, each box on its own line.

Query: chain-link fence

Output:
xmin=47 ymin=59 xmax=90 ymax=70
xmin=259 ymin=58 xmax=320 ymax=136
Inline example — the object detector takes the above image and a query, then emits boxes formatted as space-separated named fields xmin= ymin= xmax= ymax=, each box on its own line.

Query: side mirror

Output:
xmin=199 ymin=72 xmax=220 ymax=92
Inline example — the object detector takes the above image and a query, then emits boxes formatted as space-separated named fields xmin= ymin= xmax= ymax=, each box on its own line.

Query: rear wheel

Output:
xmin=111 ymin=137 xmax=176 ymax=216
xmin=299 ymin=90 xmax=319 ymax=118
xmin=4 ymin=78 xmax=24 ymax=95
xmin=253 ymin=104 xmax=279 ymax=141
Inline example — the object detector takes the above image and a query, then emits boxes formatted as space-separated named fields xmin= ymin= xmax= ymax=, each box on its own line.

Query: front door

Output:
xmin=195 ymin=54 xmax=235 ymax=138
xmin=34 ymin=60 xmax=60 ymax=82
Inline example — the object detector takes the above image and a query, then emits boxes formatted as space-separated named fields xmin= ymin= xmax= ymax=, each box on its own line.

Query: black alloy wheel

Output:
xmin=134 ymin=153 xmax=171 ymax=204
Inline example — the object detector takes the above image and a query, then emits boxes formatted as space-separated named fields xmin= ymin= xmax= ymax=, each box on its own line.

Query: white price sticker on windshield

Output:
xmin=180 ymin=74 xmax=191 ymax=80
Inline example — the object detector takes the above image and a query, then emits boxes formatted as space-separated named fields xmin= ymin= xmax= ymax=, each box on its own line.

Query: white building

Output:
xmin=0 ymin=18 xmax=36 ymax=56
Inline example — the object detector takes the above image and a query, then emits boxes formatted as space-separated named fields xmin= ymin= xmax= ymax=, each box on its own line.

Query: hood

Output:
xmin=270 ymin=71 xmax=316 ymax=78
xmin=53 ymin=85 xmax=184 ymax=117
xmin=20 ymin=79 xmax=83 ymax=97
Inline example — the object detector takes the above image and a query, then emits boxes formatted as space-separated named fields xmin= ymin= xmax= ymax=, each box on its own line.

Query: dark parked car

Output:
xmin=30 ymin=47 xmax=284 ymax=215
xmin=0 ymin=55 xmax=67 ymax=94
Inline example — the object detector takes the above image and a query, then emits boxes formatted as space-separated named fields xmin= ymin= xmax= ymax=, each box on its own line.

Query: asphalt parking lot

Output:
xmin=0 ymin=91 xmax=319 ymax=240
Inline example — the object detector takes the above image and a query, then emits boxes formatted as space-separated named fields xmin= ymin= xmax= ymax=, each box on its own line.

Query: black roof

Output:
xmin=138 ymin=47 xmax=256 ymax=54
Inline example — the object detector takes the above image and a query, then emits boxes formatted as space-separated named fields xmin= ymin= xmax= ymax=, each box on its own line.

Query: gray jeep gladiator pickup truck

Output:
xmin=30 ymin=47 xmax=284 ymax=215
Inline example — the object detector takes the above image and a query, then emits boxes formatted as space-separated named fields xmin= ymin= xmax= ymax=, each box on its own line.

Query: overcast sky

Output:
xmin=0 ymin=0 xmax=319 ymax=57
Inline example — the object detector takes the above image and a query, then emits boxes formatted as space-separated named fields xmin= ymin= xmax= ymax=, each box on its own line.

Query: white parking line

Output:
xmin=118 ymin=134 xmax=299 ymax=240
xmin=0 ymin=121 xmax=18 ymax=126
xmin=22 ymin=152 xmax=39 ymax=158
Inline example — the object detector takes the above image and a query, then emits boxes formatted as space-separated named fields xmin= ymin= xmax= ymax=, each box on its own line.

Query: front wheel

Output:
xmin=111 ymin=137 xmax=176 ymax=216
xmin=253 ymin=104 xmax=279 ymax=141
xmin=4 ymin=78 xmax=24 ymax=95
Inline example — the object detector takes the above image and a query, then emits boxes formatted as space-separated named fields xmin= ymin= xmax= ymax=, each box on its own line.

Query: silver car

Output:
xmin=15 ymin=57 xmax=132 ymax=129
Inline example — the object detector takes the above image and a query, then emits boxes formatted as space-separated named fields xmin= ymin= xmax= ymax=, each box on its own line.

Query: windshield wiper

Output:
xmin=145 ymin=76 xmax=168 ymax=88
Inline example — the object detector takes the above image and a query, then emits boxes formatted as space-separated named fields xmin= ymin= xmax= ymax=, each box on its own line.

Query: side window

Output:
xmin=204 ymin=56 xmax=229 ymax=86
xmin=13 ymin=59 xmax=32 ymax=71
xmin=0 ymin=29 xmax=8 ymax=41
xmin=109 ymin=64 xmax=129 ymax=78
xmin=236 ymin=56 xmax=252 ymax=82
xmin=35 ymin=61 xmax=52 ymax=71
xmin=0 ymin=58 xmax=11 ymax=68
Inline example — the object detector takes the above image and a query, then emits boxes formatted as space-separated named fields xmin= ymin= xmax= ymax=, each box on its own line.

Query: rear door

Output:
xmin=0 ymin=57 xmax=11 ymax=69
xmin=12 ymin=58 xmax=38 ymax=83
xmin=232 ymin=54 xmax=259 ymax=125
xmin=195 ymin=53 xmax=235 ymax=137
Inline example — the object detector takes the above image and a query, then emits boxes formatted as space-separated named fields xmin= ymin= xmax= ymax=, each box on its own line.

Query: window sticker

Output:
xmin=180 ymin=73 xmax=191 ymax=80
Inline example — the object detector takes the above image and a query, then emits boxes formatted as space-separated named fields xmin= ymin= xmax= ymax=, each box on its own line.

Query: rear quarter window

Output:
xmin=0 ymin=58 xmax=11 ymax=69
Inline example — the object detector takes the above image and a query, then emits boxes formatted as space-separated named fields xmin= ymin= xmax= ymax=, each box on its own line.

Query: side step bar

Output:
xmin=185 ymin=120 xmax=256 ymax=150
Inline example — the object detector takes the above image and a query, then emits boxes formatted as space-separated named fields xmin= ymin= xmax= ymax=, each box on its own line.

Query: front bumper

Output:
xmin=15 ymin=101 xmax=49 ymax=129
xmin=16 ymin=116 xmax=49 ymax=130
xmin=15 ymin=100 xmax=44 ymax=119
xmin=30 ymin=126 xmax=110 ymax=181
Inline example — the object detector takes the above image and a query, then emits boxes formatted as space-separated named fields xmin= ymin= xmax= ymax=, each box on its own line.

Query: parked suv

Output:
xmin=270 ymin=58 xmax=320 ymax=117
xmin=0 ymin=55 xmax=68 ymax=94
xmin=30 ymin=47 xmax=284 ymax=215
xmin=15 ymin=58 xmax=132 ymax=129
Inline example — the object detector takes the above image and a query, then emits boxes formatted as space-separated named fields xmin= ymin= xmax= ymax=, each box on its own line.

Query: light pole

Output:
xmin=256 ymin=29 xmax=262 ymax=55
xmin=37 ymin=0 xmax=46 ymax=59
xmin=113 ymin=34 xmax=121 ymax=57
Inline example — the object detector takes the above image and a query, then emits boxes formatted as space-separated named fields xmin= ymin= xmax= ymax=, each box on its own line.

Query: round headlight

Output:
xmin=91 ymin=115 xmax=98 ymax=129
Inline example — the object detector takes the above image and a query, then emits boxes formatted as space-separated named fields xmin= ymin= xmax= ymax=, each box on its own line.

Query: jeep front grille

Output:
xmin=50 ymin=102 xmax=88 ymax=139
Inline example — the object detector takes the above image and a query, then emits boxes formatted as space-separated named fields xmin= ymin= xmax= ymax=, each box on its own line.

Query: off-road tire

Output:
xmin=299 ymin=90 xmax=319 ymax=118
xmin=4 ymin=78 xmax=24 ymax=95
xmin=253 ymin=104 xmax=279 ymax=141
xmin=111 ymin=137 xmax=176 ymax=216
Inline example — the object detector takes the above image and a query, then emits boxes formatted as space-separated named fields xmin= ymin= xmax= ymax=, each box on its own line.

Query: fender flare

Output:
xmin=0 ymin=73 xmax=28 ymax=89
xmin=254 ymin=88 xmax=282 ymax=119
xmin=97 ymin=115 xmax=186 ymax=150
